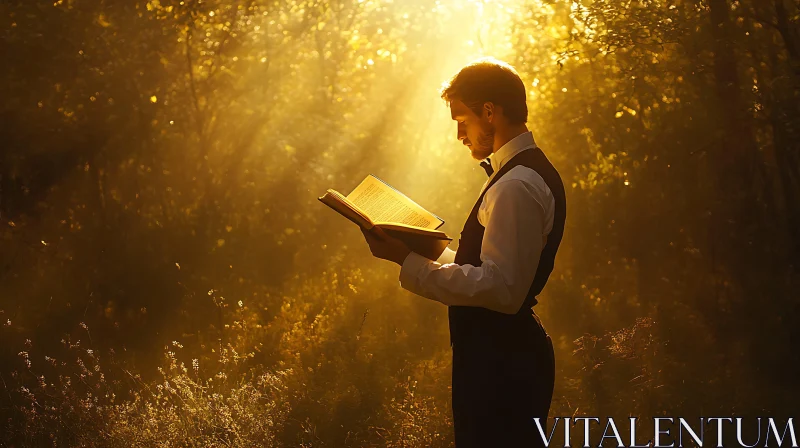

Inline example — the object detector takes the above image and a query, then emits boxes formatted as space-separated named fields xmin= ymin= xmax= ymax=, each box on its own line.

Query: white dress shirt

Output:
xmin=398 ymin=131 xmax=556 ymax=315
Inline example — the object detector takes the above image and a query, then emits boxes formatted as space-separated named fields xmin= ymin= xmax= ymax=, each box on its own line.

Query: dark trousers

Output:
xmin=451 ymin=311 xmax=555 ymax=448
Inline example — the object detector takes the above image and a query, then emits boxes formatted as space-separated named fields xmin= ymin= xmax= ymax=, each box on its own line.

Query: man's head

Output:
xmin=440 ymin=58 xmax=528 ymax=161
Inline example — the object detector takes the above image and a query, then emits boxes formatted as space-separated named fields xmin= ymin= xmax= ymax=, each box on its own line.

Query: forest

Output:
xmin=1 ymin=0 xmax=799 ymax=446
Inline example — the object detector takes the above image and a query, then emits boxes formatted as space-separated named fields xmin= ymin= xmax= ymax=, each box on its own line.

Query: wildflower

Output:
xmin=18 ymin=351 xmax=31 ymax=369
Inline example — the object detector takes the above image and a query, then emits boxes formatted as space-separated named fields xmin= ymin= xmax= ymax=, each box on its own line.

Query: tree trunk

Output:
xmin=709 ymin=0 xmax=757 ymax=177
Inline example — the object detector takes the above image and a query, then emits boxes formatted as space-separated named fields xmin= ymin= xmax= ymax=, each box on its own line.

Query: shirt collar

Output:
xmin=489 ymin=131 xmax=537 ymax=174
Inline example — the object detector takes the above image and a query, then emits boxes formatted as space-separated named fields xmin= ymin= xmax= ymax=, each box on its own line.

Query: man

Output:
xmin=361 ymin=57 xmax=566 ymax=447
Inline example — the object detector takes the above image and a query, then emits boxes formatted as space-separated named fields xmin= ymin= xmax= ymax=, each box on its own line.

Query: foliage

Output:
xmin=1 ymin=0 xmax=799 ymax=445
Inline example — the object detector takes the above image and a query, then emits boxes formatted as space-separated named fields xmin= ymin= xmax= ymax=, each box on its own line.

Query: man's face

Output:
xmin=450 ymin=99 xmax=495 ymax=161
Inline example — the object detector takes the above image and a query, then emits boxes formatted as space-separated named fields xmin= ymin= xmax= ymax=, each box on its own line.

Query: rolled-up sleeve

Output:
xmin=398 ymin=179 xmax=545 ymax=315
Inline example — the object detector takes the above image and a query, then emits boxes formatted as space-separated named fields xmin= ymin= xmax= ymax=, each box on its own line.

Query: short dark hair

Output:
xmin=440 ymin=57 xmax=528 ymax=125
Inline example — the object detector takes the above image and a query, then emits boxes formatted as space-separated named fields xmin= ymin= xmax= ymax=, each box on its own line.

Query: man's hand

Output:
xmin=360 ymin=227 xmax=412 ymax=266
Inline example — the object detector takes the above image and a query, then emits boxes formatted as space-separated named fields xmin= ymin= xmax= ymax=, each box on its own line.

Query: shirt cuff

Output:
xmin=436 ymin=247 xmax=456 ymax=265
xmin=399 ymin=251 xmax=434 ymax=292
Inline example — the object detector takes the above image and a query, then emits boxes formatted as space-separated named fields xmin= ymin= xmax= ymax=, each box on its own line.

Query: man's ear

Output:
xmin=483 ymin=102 xmax=494 ymax=122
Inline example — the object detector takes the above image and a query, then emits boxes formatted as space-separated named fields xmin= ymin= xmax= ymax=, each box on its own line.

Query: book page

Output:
xmin=318 ymin=189 xmax=373 ymax=229
xmin=346 ymin=175 xmax=444 ymax=230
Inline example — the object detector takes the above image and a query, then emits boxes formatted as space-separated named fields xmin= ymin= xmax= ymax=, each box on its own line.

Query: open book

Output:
xmin=318 ymin=174 xmax=452 ymax=261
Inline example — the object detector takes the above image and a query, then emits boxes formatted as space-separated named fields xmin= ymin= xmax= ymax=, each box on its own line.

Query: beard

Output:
xmin=470 ymin=123 xmax=495 ymax=161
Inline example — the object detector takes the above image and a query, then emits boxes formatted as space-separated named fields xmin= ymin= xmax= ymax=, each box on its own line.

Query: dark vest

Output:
xmin=449 ymin=146 xmax=567 ymax=348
